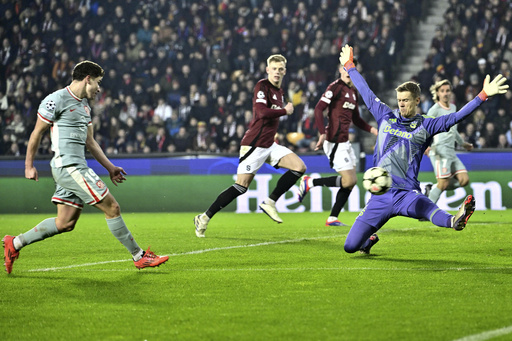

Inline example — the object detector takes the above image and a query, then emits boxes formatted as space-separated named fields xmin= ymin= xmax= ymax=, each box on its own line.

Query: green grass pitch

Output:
xmin=1 ymin=210 xmax=512 ymax=341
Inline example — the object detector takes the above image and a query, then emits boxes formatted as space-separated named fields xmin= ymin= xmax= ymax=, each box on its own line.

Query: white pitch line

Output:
xmin=26 ymin=235 xmax=340 ymax=272
xmin=452 ymin=325 xmax=512 ymax=341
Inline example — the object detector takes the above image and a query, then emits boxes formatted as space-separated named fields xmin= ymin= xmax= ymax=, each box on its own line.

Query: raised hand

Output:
xmin=339 ymin=44 xmax=354 ymax=68
xmin=482 ymin=74 xmax=509 ymax=98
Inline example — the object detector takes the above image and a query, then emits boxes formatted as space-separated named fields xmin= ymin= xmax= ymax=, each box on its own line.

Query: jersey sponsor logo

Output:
xmin=342 ymin=102 xmax=356 ymax=109
xmin=70 ymin=132 xmax=87 ymax=139
xmin=46 ymin=100 xmax=56 ymax=111
xmin=383 ymin=125 xmax=413 ymax=139
xmin=270 ymin=104 xmax=282 ymax=110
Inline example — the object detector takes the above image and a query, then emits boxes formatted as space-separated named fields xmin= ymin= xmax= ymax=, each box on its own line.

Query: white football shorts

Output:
xmin=237 ymin=143 xmax=293 ymax=174
xmin=323 ymin=140 xmax=356 ymax=172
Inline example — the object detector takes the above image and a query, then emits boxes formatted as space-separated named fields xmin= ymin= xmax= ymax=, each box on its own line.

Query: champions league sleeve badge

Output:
xmin=45 ymin=100 xmax=56 ymax=111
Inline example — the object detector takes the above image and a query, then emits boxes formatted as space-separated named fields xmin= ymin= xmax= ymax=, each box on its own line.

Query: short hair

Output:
xmin=72 ymin=60 xmax=105 ymax=81
xmin=395 ymin=81 xmax=421 ymax=99
xmin=267 ymin=54 xmax=287 ymax=66
xmin=429 ymin=79 xmax=452 ymax=103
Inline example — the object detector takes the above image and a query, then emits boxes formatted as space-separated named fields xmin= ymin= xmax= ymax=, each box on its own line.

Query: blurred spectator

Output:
xmin=6 ymin=0 xmax=501 ymax=157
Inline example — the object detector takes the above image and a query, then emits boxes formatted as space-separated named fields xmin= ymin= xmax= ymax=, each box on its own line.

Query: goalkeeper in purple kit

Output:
xmin=338 ymin=44 xmax=508 ymax=254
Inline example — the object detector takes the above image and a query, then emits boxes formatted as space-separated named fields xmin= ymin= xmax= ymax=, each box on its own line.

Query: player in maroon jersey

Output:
xmin=194 ymin=54 xmax=306 ymax=237
xmin=297 ymin=59 xmax=378 ymax=226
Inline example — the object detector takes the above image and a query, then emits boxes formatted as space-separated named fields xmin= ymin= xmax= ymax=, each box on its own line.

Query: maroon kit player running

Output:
xmin=298 ymin=59 xmax=377 ymax=226
xmin=194 ymin=54 xmax=306 ymax=237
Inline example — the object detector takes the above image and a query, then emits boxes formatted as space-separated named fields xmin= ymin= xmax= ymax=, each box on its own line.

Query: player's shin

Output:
xmin=269 ymin=170 xmax=304 ymax=201
xmin=206 ymin=184 xmax=248 ymax=218
xmin=106 ymin=215 xmax=141 ymax=258
xmin=15 ymin=218 xmax=60 ymax=249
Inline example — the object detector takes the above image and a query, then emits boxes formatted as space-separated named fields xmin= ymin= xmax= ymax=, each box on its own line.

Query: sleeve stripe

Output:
xmin=321 ymin=97 xmax=331 ymax=104
xmin=37 ymin=112 xmax=53 ymax=124
xmin=255 ymin=99 xmax=267 ymax=104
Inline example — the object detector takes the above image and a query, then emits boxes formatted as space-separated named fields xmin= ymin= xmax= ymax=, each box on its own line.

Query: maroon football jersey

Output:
xmin=241 ymin=79 xmax=287 ymax=148
xmin=314 ymin=79 xmax=372 ymax=143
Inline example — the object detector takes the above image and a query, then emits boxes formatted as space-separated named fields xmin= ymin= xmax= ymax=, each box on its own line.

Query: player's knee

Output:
xmin=107 ymin=202 xmax=121 ymax=217
xmin=459 ymin=178 xmax=470 ymax=187
xmin=344 ymin=241 xmax=359 ymax=253
xmin=342 ymin=178 xmax=357 ymax=189
xmin=58 ymin=220 xmax=77 ymax=232
xmin=437 ymin=182 xmax=449 ymax=191
xmin=295 ymin=161 xmax=307 ymax=173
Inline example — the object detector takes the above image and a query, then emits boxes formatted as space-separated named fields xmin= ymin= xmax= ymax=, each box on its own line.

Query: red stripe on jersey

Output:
xmin=37 ymin=113 xmax=53 ymax=124
xmin=51 ymin=197 xmax=84 ymax=209
xmin=82 ymin=176 xmax=100 ymax=203
xmin=66 ymin=86 xmax=82 ymax=101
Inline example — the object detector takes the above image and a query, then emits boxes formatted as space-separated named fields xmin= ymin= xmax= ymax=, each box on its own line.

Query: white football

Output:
xmin=362 ymin=167 xmax=392 ymax=195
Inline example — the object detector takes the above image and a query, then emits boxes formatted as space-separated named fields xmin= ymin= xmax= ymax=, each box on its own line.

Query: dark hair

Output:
xmin=72 ymin=60 xmax=105 ymax=81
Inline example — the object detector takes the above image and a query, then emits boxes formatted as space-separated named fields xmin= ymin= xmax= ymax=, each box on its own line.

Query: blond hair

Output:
xmin=429 ymin=79 xmax=452 ymax=103
xmin=395 ymin=81 xmax=421 ymax=99
xmin=267 ymin=54 xmax=287 ymax=66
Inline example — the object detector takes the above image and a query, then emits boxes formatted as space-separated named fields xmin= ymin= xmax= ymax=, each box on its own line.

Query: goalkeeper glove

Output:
xmin=478 ymin=74 xmax=509 ymax=101
xmin=339 ymin=44 xmax=356 ymax=70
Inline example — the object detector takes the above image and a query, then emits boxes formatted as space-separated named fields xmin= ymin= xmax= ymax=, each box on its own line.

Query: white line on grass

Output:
xmin=26 ymin=235 xmax=339 ymax=272
xmin=452 ymin=325 xmax=512 ymax=341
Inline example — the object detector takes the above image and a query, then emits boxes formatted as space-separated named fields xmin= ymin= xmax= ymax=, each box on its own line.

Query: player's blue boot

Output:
xmin=325 ymin=219 xmax=347 ymax=227
xmin=451 ymin=195 xmax=475 ymax=231
xmin=297 ymin=175 xmax=311 ymax=202
xmin=359 ymin=234 xmax=379 ymax=254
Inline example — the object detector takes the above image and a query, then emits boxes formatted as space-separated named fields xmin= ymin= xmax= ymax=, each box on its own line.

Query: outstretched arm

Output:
xmin=425 ymin=74 xmax=509 ymax=135
xmin=339 ymin=44 xmax=392 ymax=123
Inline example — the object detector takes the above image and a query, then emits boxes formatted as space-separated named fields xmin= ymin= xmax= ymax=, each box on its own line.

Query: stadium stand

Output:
xmin=0 ymin=0 xmax=508 ymax=157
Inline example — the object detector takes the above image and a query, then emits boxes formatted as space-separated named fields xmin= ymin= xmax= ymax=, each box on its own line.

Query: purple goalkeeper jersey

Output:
xmin=347 ymin=67 xmax=484 ymax=192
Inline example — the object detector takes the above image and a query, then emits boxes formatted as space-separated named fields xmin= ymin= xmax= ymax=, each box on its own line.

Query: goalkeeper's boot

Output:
xmin=297 ymin=175 xmax=312 ymax=202
xmin=423 ymin=183 xmax=433 ymax=197
xmin=194 ymin=214 xmax=208 ymax=238
xmin=359 ymin=234 xmax=379 ymax=254
xmin=451 ymin=195 xmax=475 ymax=231
xmin=325 ymin=219 xmax=348 ymax=227
xmin=259 ymin=201 xmax=283 ymax=223
xmin=3 ymin=235 xmax=20 ymax=274
xmin=134 ymin=247 xmax=169 ymax=269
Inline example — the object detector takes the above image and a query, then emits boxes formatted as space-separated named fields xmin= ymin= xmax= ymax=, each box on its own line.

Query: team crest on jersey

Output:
xmin=84 ymin=106 xmax=90 ymax=116
xmin=46 ymin=100 xmax=56 ymax=111
xmin=325 ymin=90 xmax=333 ymax=98
xmin=410 ymin=121 xmax=417 ymax=129
xmin=257 ymin=91 xmax=265 ymax=99
xmin=96 ymin=180 xmax=105 ymax=189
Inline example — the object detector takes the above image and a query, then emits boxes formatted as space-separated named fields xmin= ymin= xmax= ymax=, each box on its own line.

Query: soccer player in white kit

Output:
xmin=3 ymin=61 xmax=168 ymax=274
xmin=425 ymin=79 xmax=474 ymax=204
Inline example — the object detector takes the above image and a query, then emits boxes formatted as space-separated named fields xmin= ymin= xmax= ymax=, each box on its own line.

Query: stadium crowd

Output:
xmin=412 ymin=0 xmax=512 ymax=149
xmin=0 ymin=0 xmax=510 ymax=157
